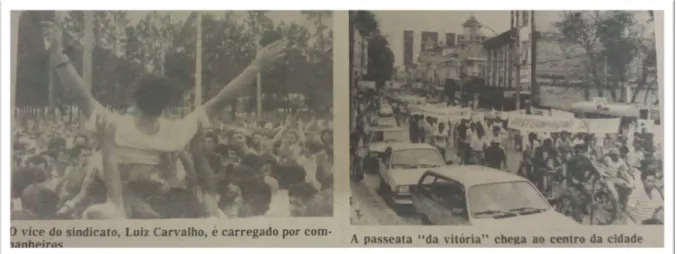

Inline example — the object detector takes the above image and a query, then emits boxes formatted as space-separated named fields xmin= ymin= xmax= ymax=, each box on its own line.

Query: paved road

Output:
xmin=350 ymin=121 xmax=525 ymax=225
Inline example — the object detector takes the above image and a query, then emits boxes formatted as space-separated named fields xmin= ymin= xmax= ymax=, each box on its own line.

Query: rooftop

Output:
xmin=482 ymin=28 xmax=516 ymax=49
xmin=462 ymin=15 xmax=482 ymax=28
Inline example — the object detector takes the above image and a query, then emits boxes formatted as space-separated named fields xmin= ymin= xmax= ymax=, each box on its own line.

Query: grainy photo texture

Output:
xmin=11 ymin=10 xmax=334 ymax=221
xmin=349 ymin=11 xmax=663 ymax=227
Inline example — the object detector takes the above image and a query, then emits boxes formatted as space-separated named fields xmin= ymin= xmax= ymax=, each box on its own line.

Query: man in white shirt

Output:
xmin=42 ymin=21 xmax=286 ymax=218
xmin=43 ymin=22 xmax=285 ymax=164
xmin=626 ymin=170 xmax=663 ymax=224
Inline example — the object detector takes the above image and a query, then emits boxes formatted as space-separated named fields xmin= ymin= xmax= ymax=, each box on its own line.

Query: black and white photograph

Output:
xmin=349 ymin=11 xmax=663 ymax=226
xmin=11 ymin=10 xmax=334 ymax=220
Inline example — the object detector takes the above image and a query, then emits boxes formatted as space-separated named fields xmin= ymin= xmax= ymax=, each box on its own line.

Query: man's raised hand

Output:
xmin=254 ymin=39 xmax=287 ymax=69
xmin=40 ymin=21 xmax=64 ymax=53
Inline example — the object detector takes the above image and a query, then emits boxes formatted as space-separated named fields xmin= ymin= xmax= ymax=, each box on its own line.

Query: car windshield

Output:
xmin=468 ymin=181 xmax=549 ymax=219
xmin=370 ymin=130 xmax=407 ymax=143
xmin=391 ymin=148 xmax=445 ymax=169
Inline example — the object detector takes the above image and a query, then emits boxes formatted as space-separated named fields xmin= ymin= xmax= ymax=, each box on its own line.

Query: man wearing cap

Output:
xmin=601 ymin=147 xmax=632 ymax=213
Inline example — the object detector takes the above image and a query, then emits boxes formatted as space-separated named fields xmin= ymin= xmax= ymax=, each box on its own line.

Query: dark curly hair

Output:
xmin=133 ymin=74 xmax=176 ymax=117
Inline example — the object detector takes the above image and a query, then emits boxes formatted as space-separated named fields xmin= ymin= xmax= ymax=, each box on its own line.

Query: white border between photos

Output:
xmin=1 ymin=0 xmax=674 ymax=253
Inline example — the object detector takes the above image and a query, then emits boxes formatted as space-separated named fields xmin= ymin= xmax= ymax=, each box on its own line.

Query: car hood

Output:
xmin=472 ymin=209 xmax=579 ymax=228
xmin=389 ymin=168 xmax=439 ymax=186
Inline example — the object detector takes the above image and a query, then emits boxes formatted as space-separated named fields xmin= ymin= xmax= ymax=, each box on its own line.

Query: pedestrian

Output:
xmin=484 ymin=138 xmax=507 ymax=170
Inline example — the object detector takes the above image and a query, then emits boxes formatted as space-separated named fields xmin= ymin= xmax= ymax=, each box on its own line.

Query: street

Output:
xmin=350 ymin=119 xmax=524 ymax=225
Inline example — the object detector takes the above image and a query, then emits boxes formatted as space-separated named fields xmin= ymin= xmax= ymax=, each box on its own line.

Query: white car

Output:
xmin=379 ymin=105 xmax=394 ymax=116
xmin=353 ymin=125 xmax=410 ymax=181
xmin=365 ymin=125 xmax=408 ymax=146
xmin=411 ymin=166 xmax=579 ymax=227
xmin=372 ymin=142 xmax=450 ymax=205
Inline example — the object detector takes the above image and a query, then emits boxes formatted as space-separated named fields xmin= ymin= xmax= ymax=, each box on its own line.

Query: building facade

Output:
xmin=412 ymin=16 xmax=488 ymax=88
xmin=352 ymin=29 xmax=368 ymax=79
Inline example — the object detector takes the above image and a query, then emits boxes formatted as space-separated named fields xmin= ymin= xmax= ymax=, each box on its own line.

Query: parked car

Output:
xmin=373 ymin=142 xmax=451 ymax=205
xmin=379 ymin=104 xmax=394 ymax=117
xmin=411 ymin=166 xmax=578 ymax=227
xmin=352 ymin=125 xmax=409 ymax=181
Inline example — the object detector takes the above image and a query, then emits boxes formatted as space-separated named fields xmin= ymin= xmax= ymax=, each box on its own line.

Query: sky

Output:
xmin=371 ymin=11 xmax=654 ymax=67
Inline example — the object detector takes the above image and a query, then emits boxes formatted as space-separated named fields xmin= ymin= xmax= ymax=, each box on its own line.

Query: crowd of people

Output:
xmin=12 ymin=113 xmax=334 ymax=220
xmin=518 ymin=128 xmax=664 ymax=225
xmin=11 ymin=21 xmax=333 ymax=220
xmin=353 ymin=85 xmax=664 ymax=225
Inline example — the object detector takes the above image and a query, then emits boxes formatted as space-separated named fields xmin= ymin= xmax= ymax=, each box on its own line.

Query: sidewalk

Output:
xmin=350 ymin=177 xmax=414 ymax=225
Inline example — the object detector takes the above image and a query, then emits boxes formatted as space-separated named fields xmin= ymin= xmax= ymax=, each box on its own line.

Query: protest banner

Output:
xmin=508 ymin=114 xmax=622 ymax=134
xmin=508 ymin=114 xmax=581 ymax=133
xmin=582 ymin=118 xmax=622 ymax=134
xmin=551 ymin=108 xmax=576 ymax=119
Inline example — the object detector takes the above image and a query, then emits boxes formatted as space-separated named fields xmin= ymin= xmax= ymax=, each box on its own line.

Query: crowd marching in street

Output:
xmin=11 ymin=21 xmax=334 ymax=220
xmin=351 ymin=84 xmax=663 ymax=225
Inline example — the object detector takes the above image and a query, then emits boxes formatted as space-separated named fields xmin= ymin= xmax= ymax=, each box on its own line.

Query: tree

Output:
xmin=350 ymin=11 xmax=394 ymax=91
xmin=597 ymin=11 xmax=641 ymax=101
xmin=351 ymin=11 xmax=380 ymax=37
xmin=15 ymin=11 xmax=332 ymax=120
xmin=363 ymin=34 xmax=395 ymax=90
xmin=15 ymin=11 xmax=54 ymax=108
xmin=302 ymin=11 xmax=331 ymax=32
xmin=302 ymin=11 xmax=333 ymax=110
xmin=554 ymin=11 xmax=645 ymax=101
xmin=630 ymin=11 xmax=658 ymax=103
xmin=554 ymin=11 xmax=605 ymax=99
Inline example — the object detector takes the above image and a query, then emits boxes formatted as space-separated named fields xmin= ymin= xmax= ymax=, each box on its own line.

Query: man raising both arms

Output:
xmin=41 ymin=21 xmax=286 ymax=218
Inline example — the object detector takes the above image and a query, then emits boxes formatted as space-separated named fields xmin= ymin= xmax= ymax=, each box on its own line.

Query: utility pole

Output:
xmin=349 ymin=12 xmax=355 ymax=130
xmin=195 ymin=12 xmax=203 ymax=108
xmin=530 ymin=10 xmax=538 ymax=107
xmin=48 ymin=12 xmax=67 ymax=121
xmin=603 ymin=55 xmax=608 ymax=87
xmin=12 ymin=11 xmax=21 ymax=118
xmin=510 ymin=11 xmax=514 ymax=33
xmin=514 ymin=10 xmax=521 ymax=111
xmin=83 ymin=11 xmax=94 ymax=92
xmin=48 ymin=54 xmax=54 ymax=121
xmin=80 ymin=11 xmax=94 ymax=123
xmin=255 ymin=27 xmax=262 ymax=121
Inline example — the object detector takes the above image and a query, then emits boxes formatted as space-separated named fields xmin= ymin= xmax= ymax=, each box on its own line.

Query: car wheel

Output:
xmin=420 ymin=214 xmax=432 ymax=225
xmin=590 ymin=187 xmax=619 ymax=225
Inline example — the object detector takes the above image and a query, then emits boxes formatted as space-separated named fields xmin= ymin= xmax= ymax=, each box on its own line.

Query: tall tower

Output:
xmin=461 ymin=15 xmax=482 ymax=45
xmin=403 ymin=30 xmax=414 ymax=66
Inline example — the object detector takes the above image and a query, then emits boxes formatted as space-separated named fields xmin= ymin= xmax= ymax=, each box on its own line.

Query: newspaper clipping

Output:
xmin=7 ymin=9 xmax=667 ymax=248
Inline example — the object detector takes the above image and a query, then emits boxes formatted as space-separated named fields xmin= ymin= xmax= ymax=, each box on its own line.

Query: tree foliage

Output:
xmin=363 ymin=34 xmax=394 ymax=89
xmin=14 ymin=11 xmax=333 ymax=114
xmin=350 ymin=11 xmax=394 ymax=91
xmin=554 ymin=11 xmax=656 ymax=102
